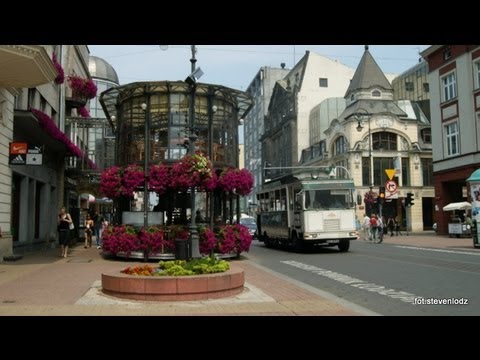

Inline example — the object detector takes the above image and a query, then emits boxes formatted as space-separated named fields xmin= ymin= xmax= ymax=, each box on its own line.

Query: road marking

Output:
xmin=281 ymin=260 xmax=419 ymax=304
xmin=395 ymin=245 xmax=480 ymax=256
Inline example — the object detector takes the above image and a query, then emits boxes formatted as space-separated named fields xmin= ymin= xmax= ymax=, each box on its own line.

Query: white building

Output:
xmin=261 ymin=51 xmax=356 ymax=177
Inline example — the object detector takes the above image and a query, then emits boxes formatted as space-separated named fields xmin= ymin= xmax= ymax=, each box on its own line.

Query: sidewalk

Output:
xmin=375 ymin=230 xmax=479 ymax=251
xmin=0 ymin=231 xmax=474 ymax=316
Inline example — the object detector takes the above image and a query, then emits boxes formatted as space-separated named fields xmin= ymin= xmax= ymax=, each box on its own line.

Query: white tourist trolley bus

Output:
xmin=256 ymin=170 xmax=358 ymax=252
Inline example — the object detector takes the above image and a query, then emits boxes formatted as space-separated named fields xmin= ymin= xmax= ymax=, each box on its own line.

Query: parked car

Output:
xmin=240 ymin=217 xmax=257 ymax=239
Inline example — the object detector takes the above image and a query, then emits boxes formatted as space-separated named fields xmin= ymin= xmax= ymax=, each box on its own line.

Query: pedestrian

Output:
xmin=395 ymin=217 xmax=402 ymax=236
xmin=362 ymin=213 xmax=371 ymax=241
xmin=57 ymin=206 xmax=73 ymax=258
xmin=387 ymin=217 xmax=395 ymax=236
xmin=92 ymin=211 xmax=103 ymax=249
xmin=84 ymin=214 xmax=94 ymax=248
xmin=195 ymin=210 xmax=204 ymax=223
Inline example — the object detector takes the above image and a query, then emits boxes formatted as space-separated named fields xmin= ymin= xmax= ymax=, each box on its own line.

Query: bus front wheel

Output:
xmin=338 ymin=240 xmax=350 ymax=252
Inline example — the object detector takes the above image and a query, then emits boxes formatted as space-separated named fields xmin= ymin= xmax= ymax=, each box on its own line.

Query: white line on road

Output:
xmin=395 ymin=245 xmax=480 ymax=256
xmin=281 ymin=260 xmax=419 ymax=304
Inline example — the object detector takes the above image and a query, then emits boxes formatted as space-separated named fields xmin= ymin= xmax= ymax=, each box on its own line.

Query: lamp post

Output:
xmin=355 ymin=109 xmax=374 ymax=190
xmin=187 ymin=45 xmax=202 ymax=259
xmin=141 ymin=101 xmax=150 ymax=261
xmin=356 ymin=109 xmax=380 ymax=217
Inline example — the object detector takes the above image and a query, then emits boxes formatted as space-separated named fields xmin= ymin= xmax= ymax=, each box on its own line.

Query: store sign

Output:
xmin=9 ymin=143 xmax=42 ymax=166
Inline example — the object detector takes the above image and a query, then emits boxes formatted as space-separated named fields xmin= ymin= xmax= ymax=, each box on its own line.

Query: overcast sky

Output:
xmin=88 ymin=45 xmax=430 ymax=90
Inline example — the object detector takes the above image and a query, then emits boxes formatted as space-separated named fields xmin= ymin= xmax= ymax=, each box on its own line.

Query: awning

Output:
xmin=443 ymin=202 xmax=471 ymax=211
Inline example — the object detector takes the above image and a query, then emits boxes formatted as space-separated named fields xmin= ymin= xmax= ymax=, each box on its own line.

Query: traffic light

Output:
xmin=378 ymin=186 xmax=386 ymax=204
xmin=406 ymin=192 xmax=414 ymax=207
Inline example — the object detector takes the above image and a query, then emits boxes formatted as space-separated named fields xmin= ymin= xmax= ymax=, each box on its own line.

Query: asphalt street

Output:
xmin=245 ymin=238 xmax=480 ymax=315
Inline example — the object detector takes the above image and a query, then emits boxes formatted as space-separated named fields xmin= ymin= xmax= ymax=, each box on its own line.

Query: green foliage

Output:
xmin=157 ymin=257 xmax=230 ymax=276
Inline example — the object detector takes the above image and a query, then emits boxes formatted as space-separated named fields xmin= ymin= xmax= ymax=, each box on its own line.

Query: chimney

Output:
xmin=280 ymin=63 xmax=286 ymax=69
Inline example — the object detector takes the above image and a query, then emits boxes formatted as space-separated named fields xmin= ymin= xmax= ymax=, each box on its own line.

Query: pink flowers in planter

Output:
xmin=100 ymin=166 xmax=123 ymax=199
xmin=99 ymin=153 xmax=254 ymax=199
xmin=102 ymin=225 xmax=174 ymax=256
xmin=218 ymin=168 xmax=254 ymax=196
xmin=364 ymin=190 xmax=377 ymax=206
xmin=170 ymin=152 xmax=214 ymax=191
xmin=122 ymin=164 xmax=144 ymax=197
xmin=52 ymin=53 xmax=64 ymax=84
xmin=77 ymin=106 xmax=90 ymax=118
xmin=31 ymin=108 xmax=83 ymax=158
xmin=149 ymin=164 xmax=170 ymax=195
xmin=68 ymin=75 xmax=97 ymax=100
xmin=199 ymin=224 xmax=252 ymax=255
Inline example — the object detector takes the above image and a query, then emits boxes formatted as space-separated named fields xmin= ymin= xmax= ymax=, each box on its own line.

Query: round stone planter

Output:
xmin=102 ymin=265 xmax=244 ymax=301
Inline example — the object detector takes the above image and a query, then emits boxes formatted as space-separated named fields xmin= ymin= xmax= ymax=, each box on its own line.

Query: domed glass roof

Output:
xmin=88 ymin=55 xmax=119 ymax=84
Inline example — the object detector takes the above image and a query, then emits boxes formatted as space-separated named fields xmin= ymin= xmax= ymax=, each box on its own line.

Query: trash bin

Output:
xmin=175 ymin=239 xmax=189 ymax=260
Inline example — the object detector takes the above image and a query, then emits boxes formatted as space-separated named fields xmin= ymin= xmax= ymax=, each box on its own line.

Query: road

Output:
xmin=245 ymin=238 xmax=480 ymax=315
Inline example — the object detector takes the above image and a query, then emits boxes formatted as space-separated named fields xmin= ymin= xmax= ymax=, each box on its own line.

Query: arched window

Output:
xmin=333 ymin=136 xmax=347 ymax=155
xmin=372 ymin=90 xmax=381 ymax=97
xmin=372 ymin=132 xmax=397 ymax=151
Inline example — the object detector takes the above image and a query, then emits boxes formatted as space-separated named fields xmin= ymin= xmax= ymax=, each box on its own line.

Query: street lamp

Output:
xmin=141 ymin=101 xmax=150 ymax=261
xmin=355 ymin=109 xmax=374 ymax=190
xmin=185 ymin=45 xmax=203 ymax=259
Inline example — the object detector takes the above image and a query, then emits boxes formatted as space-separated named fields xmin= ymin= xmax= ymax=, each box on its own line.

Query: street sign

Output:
xmin=385 ymin=180 xmax=398 ymax=199
xmin=385 ymin=169 xmax=396 ymax=180
xmin=386 ymin=180 xmax=397 ymax=192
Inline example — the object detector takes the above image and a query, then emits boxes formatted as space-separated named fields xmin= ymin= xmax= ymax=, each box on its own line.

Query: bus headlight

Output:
xmin=303 ymin=233 xmax=318 ymax=239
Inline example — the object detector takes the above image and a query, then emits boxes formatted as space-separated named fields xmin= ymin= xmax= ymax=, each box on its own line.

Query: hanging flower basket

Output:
xmin=218 ymin=168 xmax=254 ymax=196
xmin=149 ymin=164 xmax=170 ymax=195
xmin=100 ymin=166 xmax=123 ymax=199
xmin=170 ymin=152 xmax=213 ymax=191
xmin=121 ymin=164 xmax=144 ymax=197
xmin=68 ymin=75 xmax=97 ymax=100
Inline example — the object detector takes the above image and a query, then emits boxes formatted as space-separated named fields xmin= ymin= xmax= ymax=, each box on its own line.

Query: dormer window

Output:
xmin=443 ymin=47 xmax=452 ymax=61
xmin=372 ymin=90 xmax=381 ymax=97
xmin=351 ymin=94 xmax=355 ymax=101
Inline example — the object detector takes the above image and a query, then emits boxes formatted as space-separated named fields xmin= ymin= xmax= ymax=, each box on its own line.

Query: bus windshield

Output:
xmin=304 ymin=189 xmax=354 ymax=210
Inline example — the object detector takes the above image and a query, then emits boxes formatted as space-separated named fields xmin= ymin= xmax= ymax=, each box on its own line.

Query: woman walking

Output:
xmin=58 ymin=207 xmax=72 ymax=257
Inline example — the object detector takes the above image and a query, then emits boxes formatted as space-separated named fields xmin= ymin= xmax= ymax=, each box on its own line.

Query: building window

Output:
xmin=401 ymin=157 xmax=410 ymax=186
xmin=421 ymin=158 xmax=433 ymax=186
xmin=372 ymin=90 xmax=381 ymax=97
xmin=444 ymin=48 xmax=452 ymax=61
xmin=442 ymin=72 xmax=457 ymax=102
xmin=423 ymin=82 xmax=430 ymax=92
xmin=372 ymin=132 xmax=397 ymax=151
xmin=445 ymin=121 xmax=459 ymax=156
xmin=351 ymin=94 xmax=355 ymax=101
xmin=333 ymin=136 xmax=346 ymax=155
xmin=475 ymin=61 xmax=480 ymax=90
xmin=319 ymin=78 xmax=328 ymax=87
xmin=405 ymin=82 xmax=414 ymax=91
xmin=421 ymin=128 xmax=431 ymax=143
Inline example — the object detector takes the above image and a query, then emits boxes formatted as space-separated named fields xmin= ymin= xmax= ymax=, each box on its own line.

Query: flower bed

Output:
xmin=102 ymin=264 xmax=244 ymax=301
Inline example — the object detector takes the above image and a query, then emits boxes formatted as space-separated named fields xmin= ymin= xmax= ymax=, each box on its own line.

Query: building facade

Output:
xmin=0 ymin=45 xmax=57 ymax=259
xmin=244 ymin=66 xmax=289 ymax=208
xmin=301 ymin=46 xmax=434 ymax=231
xmin=261 ymin=51 xmax=356 ymax=179
xmin=421 ymin=45 xmax=480 ymax=235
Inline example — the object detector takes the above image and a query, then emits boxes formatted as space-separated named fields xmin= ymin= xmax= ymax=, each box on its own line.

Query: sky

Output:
xmin=88 ymin=45 xmax=430 ymax=91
